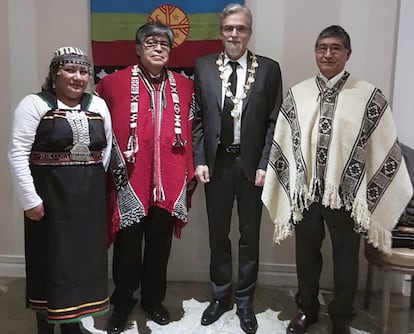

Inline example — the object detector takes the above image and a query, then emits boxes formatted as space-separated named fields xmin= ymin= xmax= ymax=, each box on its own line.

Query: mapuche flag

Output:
xmin=90 ymin=0 xmax=244 ymax=78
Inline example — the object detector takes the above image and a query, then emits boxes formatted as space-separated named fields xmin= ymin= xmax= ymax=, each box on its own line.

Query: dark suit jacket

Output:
xmin=192 ymin=51 xmax=283 ymax=183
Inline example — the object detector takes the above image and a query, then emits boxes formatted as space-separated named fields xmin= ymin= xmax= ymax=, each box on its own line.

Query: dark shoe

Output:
xmin=286 ymin=312 xmax=317 ymax=334
xmin=141 ymin=302 xmax=170 ymax=325
xmin=201 ymin=299 xmax=232 ymax=325
xmin=106 ymin=310 xmax=129 ymax=334
xmin=60 ymin=322 xmax=82 ymax=334
xmin=37 ymin=327 xmax=54 ymax=334
xmin=236 ymin=308 xmax=258 ymax=334
xmin=332 ymin=319 xmax=351 ymax=334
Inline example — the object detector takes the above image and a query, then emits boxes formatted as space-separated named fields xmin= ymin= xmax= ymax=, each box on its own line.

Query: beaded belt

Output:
xmin=29 ymin=151 xmax=102 ymax=166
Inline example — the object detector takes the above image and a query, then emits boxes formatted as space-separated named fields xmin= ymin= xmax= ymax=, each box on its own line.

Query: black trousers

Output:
xmin=294 ymin=202 xmax=361 ymax=321
xmin=110 ymin=206 xmax=174 ymax=313
xmin=205 ymin=149 xmax=263 ymax=308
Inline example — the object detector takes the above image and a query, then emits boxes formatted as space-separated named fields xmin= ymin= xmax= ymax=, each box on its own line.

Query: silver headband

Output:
xmin=50 ymin=46 xmax=92 ymax=69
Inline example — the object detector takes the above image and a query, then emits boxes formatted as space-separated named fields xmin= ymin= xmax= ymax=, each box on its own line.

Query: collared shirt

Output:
xmin=222 ymin=51 xmax=248 ymax=144
xmin=318 ymin=70 xmax=346 ymax=89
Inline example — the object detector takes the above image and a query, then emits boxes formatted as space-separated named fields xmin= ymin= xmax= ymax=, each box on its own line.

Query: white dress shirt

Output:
xmin=222 ymin=51 xmax=248 ymax=144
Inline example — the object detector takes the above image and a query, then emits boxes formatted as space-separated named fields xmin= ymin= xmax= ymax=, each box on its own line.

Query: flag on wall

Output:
xmin=90 ymin=0 xmax=244 ymax=81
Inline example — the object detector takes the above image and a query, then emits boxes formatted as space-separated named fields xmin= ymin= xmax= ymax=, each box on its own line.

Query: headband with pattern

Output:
xmin=50 ymin=46 xmax=92 ymax=69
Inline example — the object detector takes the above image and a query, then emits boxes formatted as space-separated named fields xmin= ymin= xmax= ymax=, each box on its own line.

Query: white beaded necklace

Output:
xmin=216 ymin=51 xmax=258 ymax=119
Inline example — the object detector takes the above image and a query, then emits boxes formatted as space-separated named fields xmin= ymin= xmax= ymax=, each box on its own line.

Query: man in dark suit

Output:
xmin=192 ymin=4 xmax=282 ymax=334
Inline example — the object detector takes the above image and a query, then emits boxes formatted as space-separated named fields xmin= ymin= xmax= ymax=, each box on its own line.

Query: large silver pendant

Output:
xmin=70 ymin=143 xmax=90 ymax=162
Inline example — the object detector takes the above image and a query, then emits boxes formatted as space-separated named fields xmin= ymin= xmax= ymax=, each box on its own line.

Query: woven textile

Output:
xmin=262 ymin=73 xmax=413 ymax=254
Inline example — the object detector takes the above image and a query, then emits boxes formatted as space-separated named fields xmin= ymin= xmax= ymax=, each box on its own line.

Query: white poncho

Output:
xmin=262 ymin=72 xmax=413 ymax=254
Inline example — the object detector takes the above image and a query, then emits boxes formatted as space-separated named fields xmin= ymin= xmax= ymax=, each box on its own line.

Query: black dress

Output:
xmin=24 ymin=92 xmax=109 ymax=323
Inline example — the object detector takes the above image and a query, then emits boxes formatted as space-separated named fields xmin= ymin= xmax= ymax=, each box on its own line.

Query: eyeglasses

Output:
xmin=221 ymin=25 xmax=250 ymax=35
xmin=143 ymin=39 xmax=171 ymax=51
xmin=315 ymin=44 xmax=346 ymax=54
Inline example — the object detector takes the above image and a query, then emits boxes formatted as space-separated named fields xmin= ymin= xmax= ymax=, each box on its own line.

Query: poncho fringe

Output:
xmin=271 ymin=181 xmax=393 ymax=254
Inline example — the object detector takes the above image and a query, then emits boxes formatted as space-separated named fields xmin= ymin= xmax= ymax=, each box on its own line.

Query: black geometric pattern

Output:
xmin=340 ymin=88 xmax=389 ymax=209
xmin=268 ymin=140 xmax=290 ymax=197
xmin=314 ymin=72 xmax=349 ymax=181
xmin=367 ymin=141 xmax=402 ymax=212
xmin=268 ymin=88 xmax=310 ymax=203
xmin=283 ymin=91 xmax=307 ymax=187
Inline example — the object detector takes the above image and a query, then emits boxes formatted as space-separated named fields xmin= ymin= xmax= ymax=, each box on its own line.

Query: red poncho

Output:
xmin=96 ymin=65 xmax=195 ymax=244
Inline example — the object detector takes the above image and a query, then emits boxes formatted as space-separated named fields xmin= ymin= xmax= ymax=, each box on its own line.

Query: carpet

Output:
xmin=81 ymin=298 xmax=372 ymax=334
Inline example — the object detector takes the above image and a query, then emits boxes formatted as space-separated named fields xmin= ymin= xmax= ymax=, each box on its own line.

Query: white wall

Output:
xmin=392 ymin=0 xmax=414 ymax=147
xmin=0 ymin=0 xmax=411 ymax=292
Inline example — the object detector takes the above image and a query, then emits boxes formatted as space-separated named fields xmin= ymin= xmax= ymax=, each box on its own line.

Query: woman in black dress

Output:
xmin=8 ymin=47 xmax=112 ymax=334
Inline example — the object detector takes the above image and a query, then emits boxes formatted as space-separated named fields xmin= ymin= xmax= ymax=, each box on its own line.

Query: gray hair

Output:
xmin=219 ymin=3 xmax=252 ymax=31
xmin=135 ymin=21 xmax=174 ymax=48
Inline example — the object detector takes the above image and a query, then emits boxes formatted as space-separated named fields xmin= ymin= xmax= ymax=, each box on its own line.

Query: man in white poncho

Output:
xmin=262 ymin=25 xmax=412 ymax=334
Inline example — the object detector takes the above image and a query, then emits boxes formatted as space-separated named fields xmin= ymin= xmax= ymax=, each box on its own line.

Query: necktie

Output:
xmin=220 ymin=61 xmax=238 ymax=147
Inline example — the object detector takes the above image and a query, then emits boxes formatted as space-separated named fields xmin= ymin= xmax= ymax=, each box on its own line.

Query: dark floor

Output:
xmin=1 ymin=277 xmax=413 ymax=333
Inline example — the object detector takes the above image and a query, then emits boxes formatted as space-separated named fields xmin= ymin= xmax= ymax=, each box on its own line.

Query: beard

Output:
xmin=224 ymin=40 xmax=243 ymax=59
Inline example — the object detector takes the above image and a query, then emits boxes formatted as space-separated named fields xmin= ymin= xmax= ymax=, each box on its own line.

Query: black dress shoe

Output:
xmin=106 ymin=310 xmax=129 ymax=334
xmin=201 ymin=299 xmax=231 ymax=325
xmin=286 ymin=312 xmax=317 ymax=334
xmin=236 ymin=308 xmax=258 ymax=334
xmin=332 ymin=319 xmax=351 ymax=334
xmin=141 ymin=302 xmax=170 ymax=325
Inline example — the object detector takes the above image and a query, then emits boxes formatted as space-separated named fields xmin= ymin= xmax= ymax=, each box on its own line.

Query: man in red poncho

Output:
xmin=95 ymin=21 xmax=195 ymax=334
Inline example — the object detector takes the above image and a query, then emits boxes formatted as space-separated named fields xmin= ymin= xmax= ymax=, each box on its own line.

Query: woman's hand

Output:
xmin=25 ymin=203 xmax=45 ymax=221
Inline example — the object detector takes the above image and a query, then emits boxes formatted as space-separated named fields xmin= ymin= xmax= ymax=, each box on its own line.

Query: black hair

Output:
xmin=135 ymin=21 xmax=174 ymax=48
xmin=315 ymin=25 xmax=351 ymax=49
